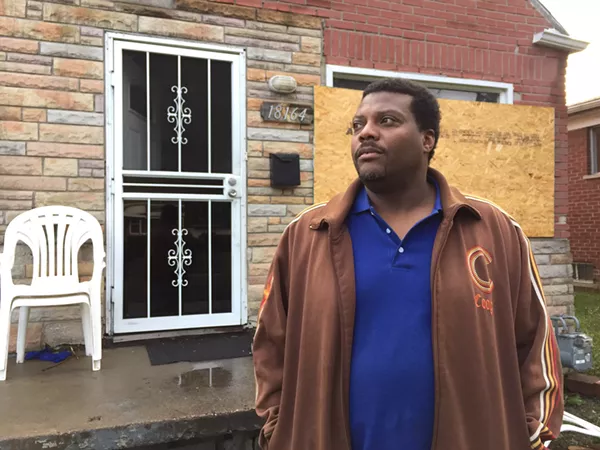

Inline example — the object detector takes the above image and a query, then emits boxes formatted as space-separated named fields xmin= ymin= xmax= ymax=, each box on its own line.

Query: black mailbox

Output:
xmin=270 ymin=153 xmax=300 ymax=187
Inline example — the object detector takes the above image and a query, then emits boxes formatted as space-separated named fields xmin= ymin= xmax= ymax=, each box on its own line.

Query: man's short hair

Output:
xmin=362 ymin=78 xmax=441 ymax=161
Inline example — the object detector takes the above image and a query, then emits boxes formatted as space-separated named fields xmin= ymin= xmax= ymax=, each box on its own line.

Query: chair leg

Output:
xmin=80 ymin=304 xmax=92 ymax=357
xmin=90 ymin=293 xmax=102 ymax=371
xmin=16 ymin=306 xmax=30 ymax=364
xmin=0 ymin=304 xmax=13 ymax=381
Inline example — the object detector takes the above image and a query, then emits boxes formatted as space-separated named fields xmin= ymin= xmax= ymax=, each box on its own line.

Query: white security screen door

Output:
xmin=109 ymin=38 xmax=246 ymax=333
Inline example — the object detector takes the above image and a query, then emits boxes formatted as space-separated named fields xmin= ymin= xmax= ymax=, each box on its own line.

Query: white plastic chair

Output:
xmin=545 ymin=411 xmax=600 ymax=447
xmin=0 ymin=206 xmax=105 ymax=381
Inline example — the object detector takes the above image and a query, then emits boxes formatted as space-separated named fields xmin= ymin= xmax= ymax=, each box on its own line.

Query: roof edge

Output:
xmin=568 ymin=98 xmax=600 ymax=115
xmin=533 ymin=28 xmax=589 ymax=54
xmin=529 ymin=0 xmax=569 ymax=35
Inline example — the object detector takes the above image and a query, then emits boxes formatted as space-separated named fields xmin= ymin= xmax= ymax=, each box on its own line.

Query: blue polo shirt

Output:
xmin=347 ymin=182 xmax=443 ymax=450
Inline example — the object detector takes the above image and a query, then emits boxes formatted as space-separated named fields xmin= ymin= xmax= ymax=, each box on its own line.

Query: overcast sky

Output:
xmin=540 ymin=0 xmax=600 ymax=105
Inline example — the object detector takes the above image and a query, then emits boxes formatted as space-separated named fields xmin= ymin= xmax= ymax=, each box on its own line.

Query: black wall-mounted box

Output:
xmin=270 ymin=153 xmax=301 ymax=187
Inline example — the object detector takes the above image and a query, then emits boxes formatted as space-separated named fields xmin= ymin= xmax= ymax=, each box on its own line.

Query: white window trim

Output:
xmin=325 ymin=65 xmax=514 ymax=104
xmin=590 ymin=126 xmax=600 ymax=175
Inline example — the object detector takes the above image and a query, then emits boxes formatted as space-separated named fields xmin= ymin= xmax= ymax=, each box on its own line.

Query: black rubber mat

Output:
xmin=145 ymin=331 xmax=253 ymax=366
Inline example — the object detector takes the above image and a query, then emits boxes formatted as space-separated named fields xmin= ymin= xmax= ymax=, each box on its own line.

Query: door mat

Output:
xmin=145 ymin=331 xmax=253 ymax=366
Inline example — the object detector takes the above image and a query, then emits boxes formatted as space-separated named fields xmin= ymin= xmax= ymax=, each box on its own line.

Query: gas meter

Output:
xmin=551 ymin=315 xmax=593 ymax=372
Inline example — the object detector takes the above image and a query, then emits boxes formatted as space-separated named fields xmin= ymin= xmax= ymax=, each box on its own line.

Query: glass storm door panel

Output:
xmin=111 ymin=40 xmax=245 ymax=333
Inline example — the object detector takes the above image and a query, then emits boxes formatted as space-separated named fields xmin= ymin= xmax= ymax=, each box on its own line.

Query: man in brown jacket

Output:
xmin=253 ymin=78 xmax=563 ymax=450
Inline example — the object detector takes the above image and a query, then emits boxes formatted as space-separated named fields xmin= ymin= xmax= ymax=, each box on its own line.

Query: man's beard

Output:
xmin=354 ymin=158 xmax=386 ymax=184
xmin=358 ymin=170 xmax=385 ymax=183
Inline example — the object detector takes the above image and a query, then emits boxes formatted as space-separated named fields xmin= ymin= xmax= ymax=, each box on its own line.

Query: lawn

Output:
xmin=571 ymin=291 xmax=600 ymax=377
xmin=551 ymin=291 xmax=600 ymax=449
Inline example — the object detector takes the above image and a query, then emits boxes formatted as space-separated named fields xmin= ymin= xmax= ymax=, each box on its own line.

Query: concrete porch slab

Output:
xmin=0 ymin=346 xmax=262 ymax=449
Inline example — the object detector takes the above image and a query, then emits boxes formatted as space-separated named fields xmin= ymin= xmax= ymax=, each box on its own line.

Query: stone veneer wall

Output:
xmin=0 ymin=0 xmax=322 ymax=347
xmin=532 ymin=239 xmax=574 ymax=317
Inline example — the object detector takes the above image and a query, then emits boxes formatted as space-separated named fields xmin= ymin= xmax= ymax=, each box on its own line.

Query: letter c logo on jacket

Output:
xmin=467 ymin=246 xmax=494 ymax=294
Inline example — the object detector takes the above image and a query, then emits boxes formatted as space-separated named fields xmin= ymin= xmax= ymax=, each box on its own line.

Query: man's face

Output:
xmin=350 ymin=91 xmax=434 ymax=185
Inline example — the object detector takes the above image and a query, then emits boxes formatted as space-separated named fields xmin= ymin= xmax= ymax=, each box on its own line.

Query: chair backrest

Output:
xmin=1 ymin=206 xmax=105 ymax=283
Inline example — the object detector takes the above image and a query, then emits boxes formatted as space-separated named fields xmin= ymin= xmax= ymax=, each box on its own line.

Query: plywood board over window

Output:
xmin=313 ymin=86 xmax=555 ymax=237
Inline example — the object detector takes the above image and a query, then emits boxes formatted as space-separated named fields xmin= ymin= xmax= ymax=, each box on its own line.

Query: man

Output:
xmin=253 ymin=78 xmax=563 ymax=450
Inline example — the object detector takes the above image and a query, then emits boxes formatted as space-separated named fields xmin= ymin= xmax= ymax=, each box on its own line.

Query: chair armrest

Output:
xmin=0 ymin=253 xmax=15 ymax=287
xmin=0 ymin=253 xmax=14 ymax=286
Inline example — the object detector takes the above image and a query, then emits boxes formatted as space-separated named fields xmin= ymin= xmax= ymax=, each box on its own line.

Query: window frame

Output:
xmin=325 ymin=65 xmax=514 ymax=105
xmin=590 ymin=126 xmax=600 ymax=175
xmin=573 ymin=262 xmax=595 ymax=283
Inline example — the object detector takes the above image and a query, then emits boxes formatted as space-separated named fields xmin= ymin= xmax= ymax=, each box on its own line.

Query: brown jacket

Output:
xmin=253 ymin=169 xmax=563 ymax=450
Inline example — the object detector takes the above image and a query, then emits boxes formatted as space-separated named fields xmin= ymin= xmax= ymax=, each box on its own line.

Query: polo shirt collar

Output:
xmin=350 ymin=178 xmax=443 ymax=215
xmin=431 ymin=177 xmax=443 ymax=213
xmin=350 ymin=186 xmax=371 ymax=214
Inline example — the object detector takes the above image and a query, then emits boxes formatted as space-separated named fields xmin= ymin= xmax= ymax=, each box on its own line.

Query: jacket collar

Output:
xmin=309 ymin=168 xmax=481 ymax=236
xmin=350 ymin=176 xmax=443 ymax=215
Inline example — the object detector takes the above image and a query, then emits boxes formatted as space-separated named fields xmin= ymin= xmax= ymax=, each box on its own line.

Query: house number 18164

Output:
xmin=268 ymin=104 xmax=307 ymax=122
xmin=260 ymin=102 xmax=314 ymax=124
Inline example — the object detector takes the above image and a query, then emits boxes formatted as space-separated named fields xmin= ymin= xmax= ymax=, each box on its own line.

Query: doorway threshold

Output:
xmin=107 ymin=325 xmax=249 ymax=345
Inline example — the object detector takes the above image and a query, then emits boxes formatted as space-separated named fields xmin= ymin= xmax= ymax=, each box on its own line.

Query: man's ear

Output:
xmin=422 ymin=130 xmax=435 ymax=155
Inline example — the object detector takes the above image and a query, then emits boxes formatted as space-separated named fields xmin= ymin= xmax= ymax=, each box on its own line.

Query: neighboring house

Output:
xmin=0 ymin=0 xmax=587 ymax=347
xmin=568 ymin=98 xmax=600 ymax=288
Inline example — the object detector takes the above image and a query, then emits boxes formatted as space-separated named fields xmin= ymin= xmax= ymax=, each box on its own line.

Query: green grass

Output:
xmin=550 ymin=291 xmax=600 ymax=449
xmin=573 ymin=291 xmax=600 ymax=377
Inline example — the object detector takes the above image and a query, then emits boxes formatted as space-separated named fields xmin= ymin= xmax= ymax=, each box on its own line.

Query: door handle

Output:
xmin=226 ymin=176 xmax=241 ymax=198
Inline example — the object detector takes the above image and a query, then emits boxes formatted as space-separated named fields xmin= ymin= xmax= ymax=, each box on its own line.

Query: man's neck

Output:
xmin=365 ymin=176 xmax=435 ymax=217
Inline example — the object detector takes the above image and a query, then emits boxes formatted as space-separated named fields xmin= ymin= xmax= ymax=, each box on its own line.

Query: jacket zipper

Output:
xmin=429 ymin=217 xmax=454 ymax=450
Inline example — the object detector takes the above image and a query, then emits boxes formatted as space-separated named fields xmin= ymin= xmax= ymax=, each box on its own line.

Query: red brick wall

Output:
xmin=213 ymin=0 xmax=569 ymax=238
xmin=568 ymin=127 xmax=600 ymax=280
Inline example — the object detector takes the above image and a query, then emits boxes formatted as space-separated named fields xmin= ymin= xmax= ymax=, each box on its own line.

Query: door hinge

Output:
xmin=109 ymin=70 xmax=115 ymax=87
